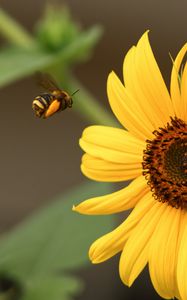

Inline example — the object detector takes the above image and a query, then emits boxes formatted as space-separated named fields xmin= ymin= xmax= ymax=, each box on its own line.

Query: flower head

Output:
xmin=73 ymin=31 xmax=187 ymax=300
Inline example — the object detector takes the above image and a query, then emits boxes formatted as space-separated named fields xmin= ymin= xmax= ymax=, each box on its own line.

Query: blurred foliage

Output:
xmin=0 ymin=5 xmax=118 ymax=300
xmin=36 ymin=5 xmax=80 ymax=51
xmin=0 ymin=182 xmax=115 ymax=300
xmin=0 ymin=6 xmax=102 ymax=88
xmin=0 ymin=6 xmax=118 ymax=126
xmin=0 ymin=27 xmax=101 ymax=89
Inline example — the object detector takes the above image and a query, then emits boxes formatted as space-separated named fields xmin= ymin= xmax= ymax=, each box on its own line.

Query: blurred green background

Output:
xmin=0 ymin=0 xmax=186 ymax=299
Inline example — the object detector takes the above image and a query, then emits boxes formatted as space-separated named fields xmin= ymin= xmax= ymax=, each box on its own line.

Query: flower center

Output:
xmin=142 ymin=117 xmax=187 ymax=209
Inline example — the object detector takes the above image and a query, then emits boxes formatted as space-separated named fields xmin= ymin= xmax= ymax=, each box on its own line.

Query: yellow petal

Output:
xmin=88 ymin=192 xmax=154 ymax=263
xmin=81 ymin=125 xmax=145 ymax=155
xmin=180 ymin=61 xmax=187 ymax=122
xmin=163 ymin=208 xmax=182 ymax=300
xmin=119 ymin=200 xmax=167 ymax=287
xmin=107 ymin=71 xmax=154 ymax=140
xmin=149 ymin=205 xmax=181 ymax=299
xmin=170 ymin=43 xmax=187 ymax=119
xmin=73 ymin=175 xmax=149 ymax=215
xmin=79 ymin=135 xmax=143 ymax=165
xmin=81 ymin=160 xmax=141 ymax=182
xmin=79 ymin=139 xmax=142 ymax=164
xmin=176 ymin=211 xmax=187 ymax=300
xmin=80 ymin=126 xmax=143 ymax=182
xmin=123 ymin=31 xmax=174 ymax=128
xmin=135 ymin=32 xmax=174 ymax=122
xmin=82 ymin=154 xmax=141 ymax=170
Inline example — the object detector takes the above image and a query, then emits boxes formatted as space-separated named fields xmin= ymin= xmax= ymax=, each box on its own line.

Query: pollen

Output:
xmin=142 ymin=117 xmax=187 ymax=209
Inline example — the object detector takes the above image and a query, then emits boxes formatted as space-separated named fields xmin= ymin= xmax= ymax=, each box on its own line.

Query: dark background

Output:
xmin=0 ymin=0 xmax=186 ymax=299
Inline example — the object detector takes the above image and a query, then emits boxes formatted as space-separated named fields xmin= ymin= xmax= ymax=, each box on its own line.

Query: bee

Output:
xmin=32 ymin=73 xmax=78 ymax=118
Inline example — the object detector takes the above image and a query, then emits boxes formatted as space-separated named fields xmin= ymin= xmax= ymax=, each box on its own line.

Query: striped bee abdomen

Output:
xmin=32 ymin=93 xmax=53 ymax=118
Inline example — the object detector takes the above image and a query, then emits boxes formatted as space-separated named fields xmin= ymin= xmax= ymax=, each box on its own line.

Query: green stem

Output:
xmin=0 ymin=8 xmax=35 ymax=48
xmin=66 ymin=76 xmax=119 ymax=127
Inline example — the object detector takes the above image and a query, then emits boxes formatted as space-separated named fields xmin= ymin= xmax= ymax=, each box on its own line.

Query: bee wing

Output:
xmin=36 ymin=72 xmax=61 ymax=92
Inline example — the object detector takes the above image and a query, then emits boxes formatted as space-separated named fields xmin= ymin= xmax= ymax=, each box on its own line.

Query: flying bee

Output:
xmin=32 ymin=73 xmax=78 ymax=118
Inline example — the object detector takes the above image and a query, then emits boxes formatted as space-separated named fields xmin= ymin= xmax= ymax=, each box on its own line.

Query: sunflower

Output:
xmin=73 ymin=31 xmax=187 ymax=300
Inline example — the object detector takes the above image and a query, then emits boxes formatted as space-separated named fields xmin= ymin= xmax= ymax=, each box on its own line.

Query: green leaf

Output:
xmin=22 ymin=276 xmax=83 ymax=300
xmin=0 ymin=47 xmax=52 ymax=88
xmin=0 ymin=26 xmax=102 ymax=89
xmin=0 ymin=182 xmax=115 ymax=300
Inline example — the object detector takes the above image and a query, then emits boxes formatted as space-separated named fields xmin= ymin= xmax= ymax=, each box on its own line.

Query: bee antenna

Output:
xmin=71 ymin=89 xmax=80 ymax=97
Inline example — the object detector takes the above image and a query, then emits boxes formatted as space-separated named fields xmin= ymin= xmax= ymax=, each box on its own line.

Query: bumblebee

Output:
xmin=32 ymin=73 xmax=77 ymax=118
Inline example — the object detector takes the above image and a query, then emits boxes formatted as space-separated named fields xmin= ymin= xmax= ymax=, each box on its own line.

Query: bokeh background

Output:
xmin=0 ymin=0 xmax=186 ymax=299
